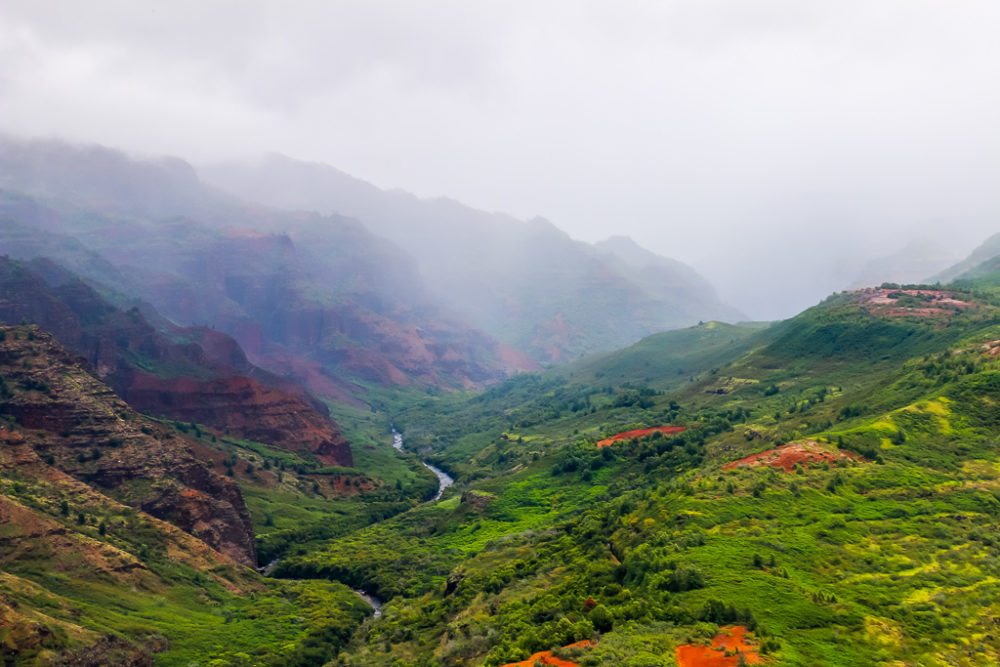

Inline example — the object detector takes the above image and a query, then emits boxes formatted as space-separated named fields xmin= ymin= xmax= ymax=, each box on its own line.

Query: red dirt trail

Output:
xmin=499 ymin=640 xmax=595 ymax=667
xmin=597 ymin=426 xmax=686 ymax=448
xmin=676 ymin=626 xmax=761 ymax=667
xmin=723 ymin=441 xmax=863 ymax=473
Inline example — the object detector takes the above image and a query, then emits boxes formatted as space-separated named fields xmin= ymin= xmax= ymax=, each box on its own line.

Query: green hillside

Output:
xmin=290 ymin=282 xmax=1000 ymax=666
xmin=6 ymin=270 xmax=1000 ymax=665
xmin=562 ymin=320 xmax=765 ymax=390
xmin=930 ymin=232 xmax=1000 ymax=283
xmin=954 ymin=256 xmax=1000 ymax=284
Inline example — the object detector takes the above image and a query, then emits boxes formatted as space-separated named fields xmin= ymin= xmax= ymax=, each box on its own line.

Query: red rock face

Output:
xmin=0 ymin=327 xmax=257 ymax=566
xmin=237 ymin=345 xmax=367 ymax=407
xmin=123 ymin=373 xmax=352 ymax=467
xmin=0 ymin=257 xmax=354 ymax=469
xmin=528 ymin=313 xmax=578 ymax=365
xmin=232 ymin=298 xmax=535 ymax=391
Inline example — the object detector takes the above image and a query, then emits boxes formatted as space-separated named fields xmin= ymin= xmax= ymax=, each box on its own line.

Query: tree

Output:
xmin=589 ymin=604 xmax=614 ymax=632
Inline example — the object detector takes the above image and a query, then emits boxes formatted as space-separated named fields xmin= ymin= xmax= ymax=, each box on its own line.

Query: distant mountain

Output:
xmin=847 ymin=237 xmax=960 ymax=288
xmin=929 ymin=232 xmax=1000 ymax=283
xmin=202 ymin=153 xmax=740 ymax=361
xmin=592 ymin=235 xmax=744 ymax=322
xmin=0 ymin=133 xmax=232 ymax=221
xmin=0 ymin=136 xmax=737 ymax=383
xmin=0 ymin=137 xmax=537 ymax=400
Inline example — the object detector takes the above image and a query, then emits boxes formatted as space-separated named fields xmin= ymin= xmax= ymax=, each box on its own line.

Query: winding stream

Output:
xmin=353 ymin=589 xmax=383 ymax=618
xmin=346 ymin=430 xmax=453 ymax=616
xmin=260 ymin=428 xmax=453 ymax=618
xmin=392 ymin=428 xmax=454 ymax=501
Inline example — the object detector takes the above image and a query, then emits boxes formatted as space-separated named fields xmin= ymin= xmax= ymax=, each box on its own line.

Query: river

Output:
xmin=353 ymin=589 xmax=383 ymax=618
xmin=347 ymin=430 xmax=452 ymax=617
xmin=262 ymin=429 xmax=451 ymax=618
xmin=392 ymin=428 xmax=454 ymax=501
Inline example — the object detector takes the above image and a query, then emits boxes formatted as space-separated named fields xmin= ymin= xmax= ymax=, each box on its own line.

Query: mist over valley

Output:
xmin=1 ymin=3 xmax=999 ymax=665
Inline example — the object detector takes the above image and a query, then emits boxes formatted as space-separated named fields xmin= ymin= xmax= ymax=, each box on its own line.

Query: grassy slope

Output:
xmin=298 ymin=284 xmax=1000 ymax=666
xmin=155 ymin=408 xmax=439 ymax=567
xmin=384 ymin=322 xmax=764 ymax=481
xmin=0 ymin=430 xmax=372 ymax=667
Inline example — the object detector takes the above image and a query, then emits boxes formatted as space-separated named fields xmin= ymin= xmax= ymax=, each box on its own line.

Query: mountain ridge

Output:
xmin=930 ymin=231 xmax=1000 ymax=283
xmin=0 ymin=137 xmax=539 ymax=401
xmin=201 ymin=152 xmax=742 ymax=360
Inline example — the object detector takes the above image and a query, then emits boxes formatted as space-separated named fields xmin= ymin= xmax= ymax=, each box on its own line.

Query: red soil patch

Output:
xmin=855 ymin=288 xmax=977 ymax=319
xmin=982 ymin=340 xmax=1000 ymax=358
xmin=500 ymin=640 xmax=595 ymax=667
xmin=723 ymin=440 xmax=862 ymax=472
xmin=597 ymin=426 xmax=686 ymax=448
xmin=676 ymin=626 xmax=761 ymax=667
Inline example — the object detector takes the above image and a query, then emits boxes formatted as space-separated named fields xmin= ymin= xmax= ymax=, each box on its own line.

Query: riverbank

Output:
xmin=392 ymin=428 xmax=454 ymax=501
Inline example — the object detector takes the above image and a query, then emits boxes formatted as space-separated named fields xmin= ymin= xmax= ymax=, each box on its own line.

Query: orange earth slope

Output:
xmin=597 ymin=425 xmax=686 ymax=448
xmin=676 ymin=626 xmax=761 ymax=667
xmin=499 ymin=640 xmax=595 ymax=667
xmin=723 ymin=440 xmax=863 ymax=472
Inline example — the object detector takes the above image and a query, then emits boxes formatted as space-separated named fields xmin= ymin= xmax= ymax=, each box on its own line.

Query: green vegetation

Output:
xmin=8 ymin=277 xmax=1000 ymax=665
xmin=147 ymin=414 xmax=439 ymax=565
xmin=0 ymin=462 xmax=372 ymax=666
xmin=306 ymin=283 xmax=1000 ymax=665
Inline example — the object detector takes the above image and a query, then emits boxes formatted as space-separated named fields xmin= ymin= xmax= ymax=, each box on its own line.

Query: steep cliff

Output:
xmin=0 ymin=256 xmax=353 ymax=466
xmin=0 ymin=325 xmax=256 ymax=566
xmin=123 ymin=373 xmax=352 ymax=466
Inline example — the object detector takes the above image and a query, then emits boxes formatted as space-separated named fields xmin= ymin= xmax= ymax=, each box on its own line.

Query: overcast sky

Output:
xmin=2 ymin=1 xmax=999 ymax=318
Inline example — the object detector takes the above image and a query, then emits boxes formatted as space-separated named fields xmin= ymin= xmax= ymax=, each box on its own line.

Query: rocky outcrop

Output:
xmin=0 ymin=326 xmax=257 ymax=566
xmin=51 ymin=634 xmax=165 ymax=667
xmin=460 ymin=490 xmax=495 ymax=513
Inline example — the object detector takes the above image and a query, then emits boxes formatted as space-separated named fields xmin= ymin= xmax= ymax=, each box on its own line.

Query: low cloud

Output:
xmin=2 ymin=1 xmax=998 ymax=318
